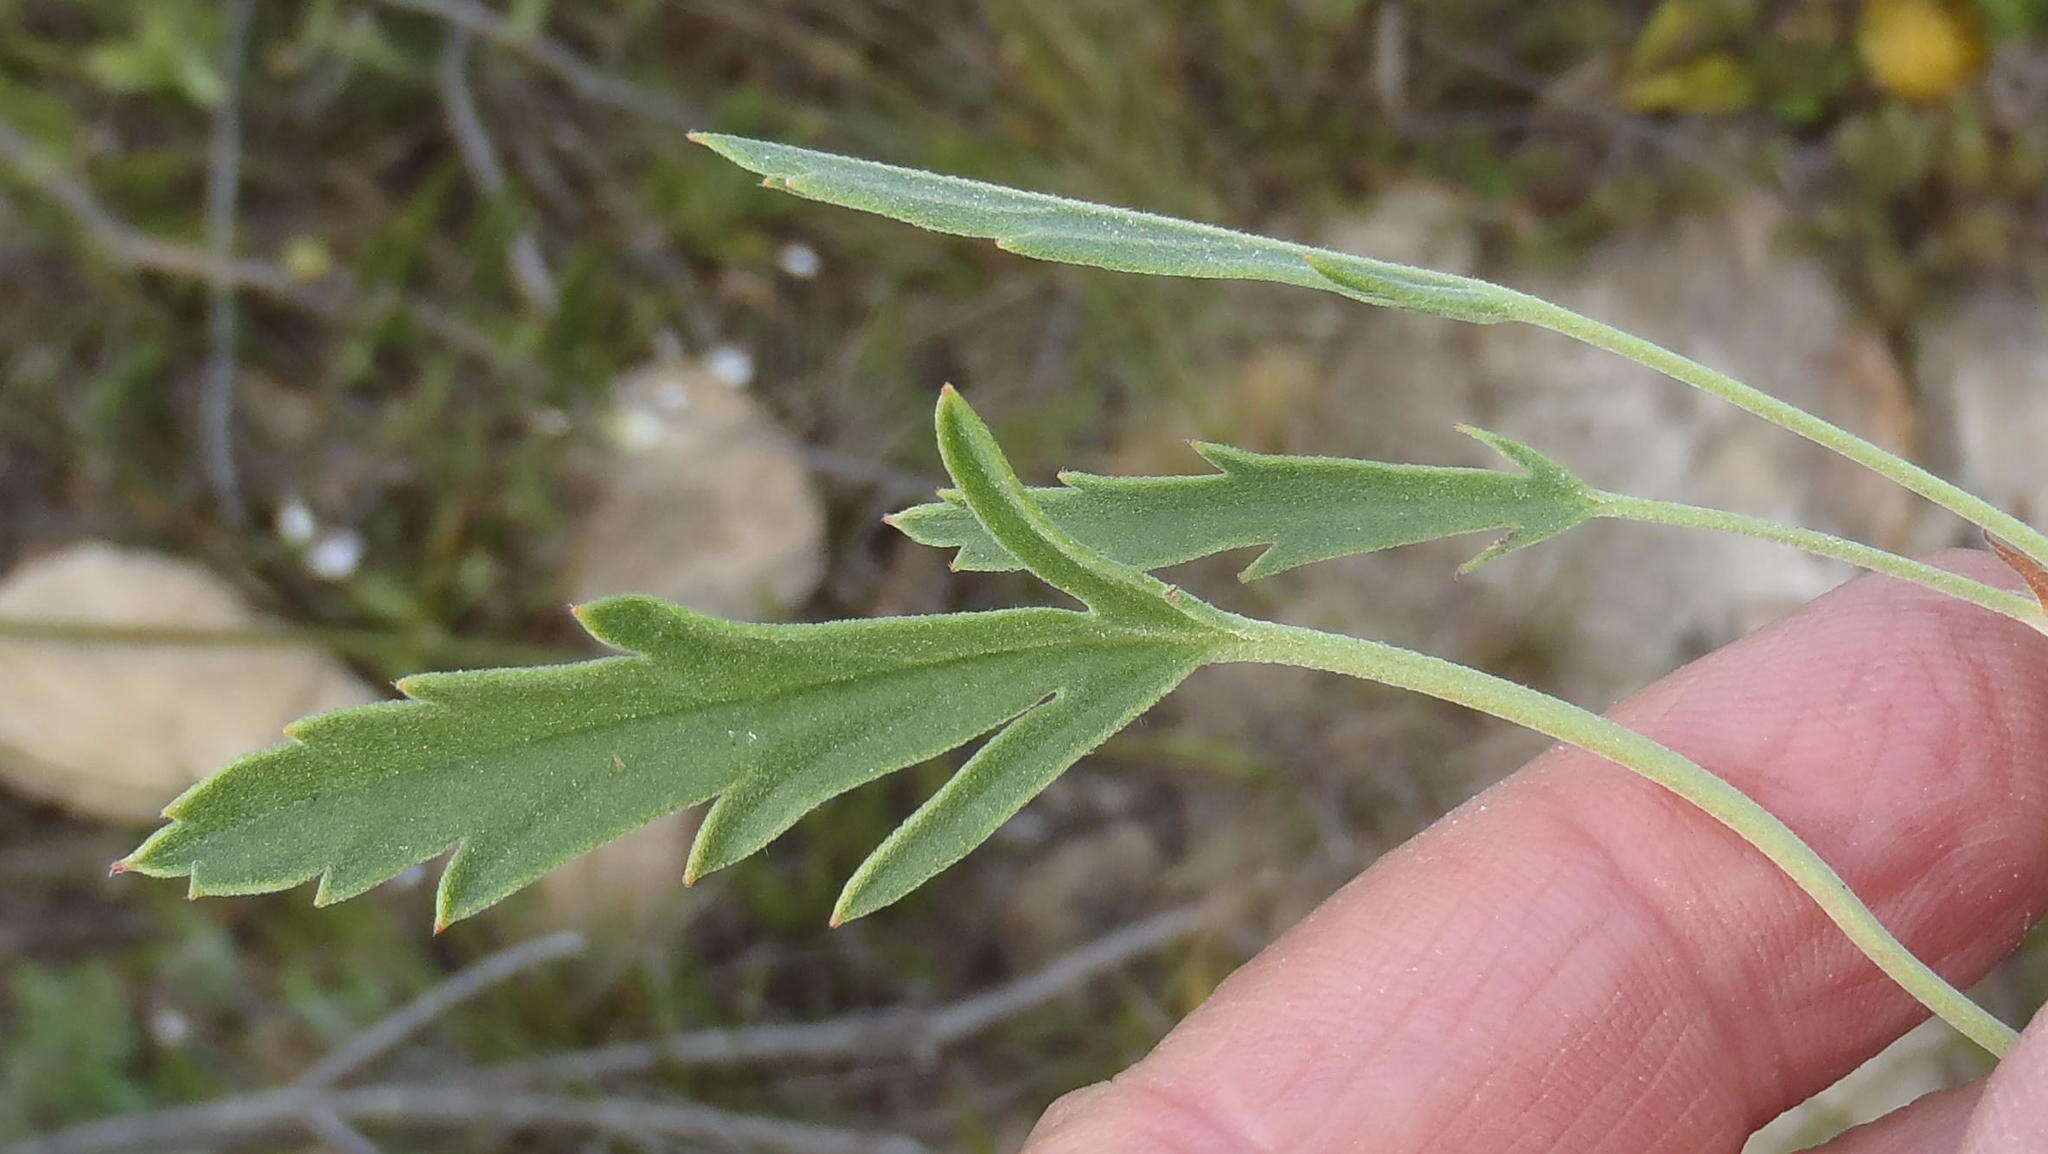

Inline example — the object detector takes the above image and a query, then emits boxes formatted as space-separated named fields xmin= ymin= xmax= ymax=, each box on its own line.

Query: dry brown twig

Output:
xmin=0 ymin=111 xmax=543 ymax=386
xmin=437 ymin=26 xmax=559 ymax=315
xmin=370 ymin=0 xmax=700 ymax=128
xmin=199 ymin=0 xmax=257 ymax=529
xmin=476 ymin=896 xmax=1226 ymax=1085
xmin=1 ymin=1087 xmax=926 ymax=1154
xmin=2 ymin=901 xmax=1230 ymax=1154
xmin=296 ymin=931 xmax=587 ymax=1088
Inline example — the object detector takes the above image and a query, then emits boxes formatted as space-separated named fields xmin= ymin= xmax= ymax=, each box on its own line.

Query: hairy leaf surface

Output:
xmin=123 ymin=392 xmax=1228 ymax=928
xmin=689 ymin=133 xmax=1523 ymax=323
xmin=891 ymin=428 xmax=1599 ymax=578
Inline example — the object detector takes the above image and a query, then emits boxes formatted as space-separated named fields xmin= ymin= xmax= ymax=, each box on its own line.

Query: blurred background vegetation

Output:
xmin=2 ymin=1 xmax=2046 ymax=1151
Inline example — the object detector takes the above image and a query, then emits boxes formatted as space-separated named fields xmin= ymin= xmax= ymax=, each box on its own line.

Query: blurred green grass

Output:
xmin=2 ymin=1 xmax=2047 ymax=1149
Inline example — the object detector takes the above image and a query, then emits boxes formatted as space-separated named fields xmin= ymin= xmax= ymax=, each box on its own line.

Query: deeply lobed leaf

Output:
xmin=123 ymin=390 xmax=1228 ymax=928
xmin=688 ymin=133 xmax=1524 ymax=324
xmin=891 ymin=428 xmax=1599 ymax=578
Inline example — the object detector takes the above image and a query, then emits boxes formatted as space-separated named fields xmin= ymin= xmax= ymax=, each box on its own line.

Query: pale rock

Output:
xmin=1320 ymin=180 xmax=1482 ymax=278
xmin=1916 ymin=285 xmax=2048 ymax=526
xmin=1219 ymin=191 xmax=1909 ymax=707
xmin=568 ymin=363 xmax=826 ymax=619
xmin=1463 ymin=193 xmax=1917 ymax=697
xmin=0 ymin=542 xmax=375 ymax=824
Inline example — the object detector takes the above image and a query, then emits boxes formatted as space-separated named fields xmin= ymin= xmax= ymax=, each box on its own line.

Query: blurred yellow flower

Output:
xmin=1625 ymin=53 xmax=1758 ymax=113
xmin=281 ymin=235 xmax=334 ymax=282
xmin=1858 ymin=0 xmax=1987 ymax=101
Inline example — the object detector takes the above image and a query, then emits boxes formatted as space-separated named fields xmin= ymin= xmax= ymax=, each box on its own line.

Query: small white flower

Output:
xmin=776 ymin=241 xmax=822 ymax=279
xmin=609 ymin=406 xmax=667 ymax=451
xmin=305 ymin=530 xmax=364 ymax=581
xmin=704 ymin=344 xmax=755 ymax=388
xmin=275 ymin=498 xmax=317 ymax=546
xmin=150 ymin=1007 xmax=191 ymax=1047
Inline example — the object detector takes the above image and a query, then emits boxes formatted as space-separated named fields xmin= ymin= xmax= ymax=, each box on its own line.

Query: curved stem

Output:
xmin=1591 ymin=493 xmax=2048 ymax=630
xmin=1514 ymin=297 xmax=2048 ymax=572
xmin=1218 ymin=614 xmax=2019 ymax=1058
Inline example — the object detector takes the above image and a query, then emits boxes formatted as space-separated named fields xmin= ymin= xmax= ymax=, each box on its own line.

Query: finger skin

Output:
xmin=1960 ymin=1007 xmax=2048 ymax=1152
xmin=1024 ymin=553 xmax=2048 ymax=1154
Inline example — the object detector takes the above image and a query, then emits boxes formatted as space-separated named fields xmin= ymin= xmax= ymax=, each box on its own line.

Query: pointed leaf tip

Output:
xmin=933 ymin=388 xmax=1203 ymax=626
xmin=1986 ymin=533 xmax=2048 ymax=611
xmin=1302 ymin=252 xmax=1516 ymax=324
xmin=130 ymin=580 xmax=1232 ymax=927
xmin=696 ymin=137 xmax=1537 ymax=323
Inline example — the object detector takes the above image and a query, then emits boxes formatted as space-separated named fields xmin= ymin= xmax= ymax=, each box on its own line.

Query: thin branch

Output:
xmin=0 ymin=110 xmax=543 ymax=387
xmin=301 ymin=1109 xmax=385 ymax=1154
xmin=201 ymin=0 xmax=258 ymax=529
xmin=479 ymin=898 xmax=1222 ymax=1085
xmin=0 ymin=1088 xmax=924 ymax=1154
xmin=1373 ymin=2 xmax=1409 ymax=124
xmin=0 ymin=902 xmax=1220 ymax=1153
xmin=372 ymin=0 xmax=700 ymax=128
xmin=297 ymin=931 xmax=586 ymax=1088
xmin=438 ymin=27 xmax=557 ymax=314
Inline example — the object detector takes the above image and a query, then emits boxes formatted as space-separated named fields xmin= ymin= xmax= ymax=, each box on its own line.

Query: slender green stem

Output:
xmin=1513 ymin=297 xmax=2048 ymax=571
xmin=1217 ymin=613 xmax=2019 ymax=1058
xmin=1591 ymin=493 xmax=2048 ymax=630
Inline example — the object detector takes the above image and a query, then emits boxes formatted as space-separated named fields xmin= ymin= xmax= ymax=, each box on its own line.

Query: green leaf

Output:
xmin=828 ymin=388 xmax=1232 ymax=922
xmin=890 ymin=426 xmax=1600 ymax=579
xmin=122 ymin=391 xmax=1226 ymax=928
xmin=688 ymin=133 xmax=1522 ymax=324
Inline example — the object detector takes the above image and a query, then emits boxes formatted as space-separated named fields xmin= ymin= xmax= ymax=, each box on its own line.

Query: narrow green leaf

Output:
xmin=688 ymin=133 xmax=1520 ymax=324
xmin=833 ymin=645 xmax=1195 ymax=924
xmin=122 ymin=391 xmax=1227 ymax=928
xmin=891 ymin=426 xmax=1599 ymax=579
xmin=823 ymin=388 xmax=1229 ymax=920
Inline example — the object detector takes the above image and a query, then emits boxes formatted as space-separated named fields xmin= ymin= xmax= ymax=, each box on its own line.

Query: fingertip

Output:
xmin=1958 ymin=1011 xmax=2048 ymax=1151
xmin=1020 ymin=1077 xmax=1258 ymax=1154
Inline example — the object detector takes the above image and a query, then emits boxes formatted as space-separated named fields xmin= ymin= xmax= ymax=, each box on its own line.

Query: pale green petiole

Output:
xmin=1589 ymin=492 xmax=2048 ymax=631
xmin=1519 ymin=298 xmax=2048 ymax=575
xmin=1211 ymin=612 xmax=2022 ymax=1058
xmin=1301 ymin=259 xmax=2048 ymax=579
